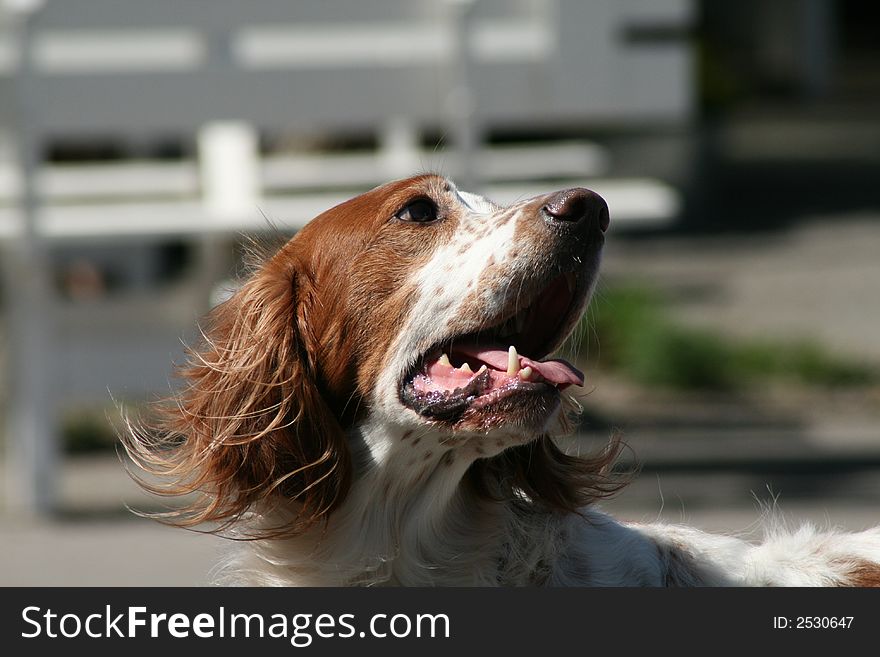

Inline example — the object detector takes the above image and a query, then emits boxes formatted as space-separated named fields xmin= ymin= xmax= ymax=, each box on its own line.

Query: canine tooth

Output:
xmin=519 ymin=366 xmax=533 ymax=381
xmin=507 ymin=345 xmax=519 ymax=375
xmin=477 ymin=364 xmax=487 ymax=374
xmin=459 ymin=362 xmax=472 ymax=373
xmin=438 ymin=353 xmax=451 ymax=366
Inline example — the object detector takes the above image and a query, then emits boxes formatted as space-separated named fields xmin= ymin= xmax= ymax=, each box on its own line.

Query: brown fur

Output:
xmin=124 ymin=174 xmax=625 ymax=540
xmin=124 ymin=251 xmax=351 ymax=538
xmin=844 ymin=560 xmax=880 ymax=587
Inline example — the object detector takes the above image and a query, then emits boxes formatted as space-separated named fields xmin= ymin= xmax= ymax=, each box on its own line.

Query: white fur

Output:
xmin=376 ymin=184 xmax=516 ymax=425
xmin=220 ymin=475 xmax=880 ymax=586
xmin=204 ymin=178 xmax=880 ymax=587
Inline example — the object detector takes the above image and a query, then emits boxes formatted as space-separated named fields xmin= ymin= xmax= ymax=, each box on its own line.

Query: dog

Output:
xmin=126 ymin=174 xmax=880 ymax=586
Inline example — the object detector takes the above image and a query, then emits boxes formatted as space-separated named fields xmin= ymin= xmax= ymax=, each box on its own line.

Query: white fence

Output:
xmin=0 ymin=0 xmax=691 ymax=515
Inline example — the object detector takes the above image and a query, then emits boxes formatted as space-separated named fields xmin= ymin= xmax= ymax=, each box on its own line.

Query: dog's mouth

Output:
xmin=399 ymin=272 xmax=586 ymax=425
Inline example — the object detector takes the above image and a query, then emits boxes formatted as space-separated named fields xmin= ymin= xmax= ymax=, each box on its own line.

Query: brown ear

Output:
xmin=124 ymin=257 xmax=351 ymax=538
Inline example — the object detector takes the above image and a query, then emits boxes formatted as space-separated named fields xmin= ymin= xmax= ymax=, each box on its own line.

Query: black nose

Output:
xmin=542 ymin=188 xmax=610 ymax=233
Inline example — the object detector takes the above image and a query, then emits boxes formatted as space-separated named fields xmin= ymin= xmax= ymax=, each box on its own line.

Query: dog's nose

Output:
xmin=542 ymin=188 xmax=610 ymax=233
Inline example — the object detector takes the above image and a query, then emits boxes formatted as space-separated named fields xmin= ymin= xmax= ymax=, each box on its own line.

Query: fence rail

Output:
xmin=0 ymin=0 xmax=692 ymax=515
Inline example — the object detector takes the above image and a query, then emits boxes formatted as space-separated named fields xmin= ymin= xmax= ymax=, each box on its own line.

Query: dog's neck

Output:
xmin=220 ymin=421 xmax=566 ymax=586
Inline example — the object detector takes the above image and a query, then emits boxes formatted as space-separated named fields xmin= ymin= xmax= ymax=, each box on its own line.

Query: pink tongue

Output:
xmin=522 ymin=357 xmax=585 ymax=387
xmin=455 ymin=345 xmax=584 ymax=388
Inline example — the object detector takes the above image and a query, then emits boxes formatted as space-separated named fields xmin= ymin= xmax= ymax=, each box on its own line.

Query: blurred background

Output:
xmin=1 ymin=0 xmax=878 ymax=585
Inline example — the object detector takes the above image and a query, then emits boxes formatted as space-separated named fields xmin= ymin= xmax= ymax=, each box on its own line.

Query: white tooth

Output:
xmin=507 ymin=345 xmax=519 ymax=376
xmin=438 ymin=353 xmax=451 ymax=366
xmin=477 ymin=364 xmax=488 ymax=374
xmin=459 ymin=362 xmax=473 ymax=373
xmin=519 ymin=366 xmax=533 ymax=381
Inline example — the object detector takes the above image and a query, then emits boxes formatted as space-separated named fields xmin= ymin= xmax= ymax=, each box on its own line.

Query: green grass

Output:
xmin=62 ymin=406 xmax=122 ymax=454
xmin=56 ymin=286 xmax=876 ymax=454
xmin=570 ymin=285 xmax=877 ymax=391
xmin=62 ymin=403 xmax=161 ymax=455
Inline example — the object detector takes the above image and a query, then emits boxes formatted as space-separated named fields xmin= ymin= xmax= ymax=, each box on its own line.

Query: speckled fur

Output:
xmin=127 ymin=175 xmax=880 ymax=587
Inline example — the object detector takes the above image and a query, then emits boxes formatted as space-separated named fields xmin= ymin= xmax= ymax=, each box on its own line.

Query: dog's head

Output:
xmin=127 ymin=174 xmax=616 ymax=535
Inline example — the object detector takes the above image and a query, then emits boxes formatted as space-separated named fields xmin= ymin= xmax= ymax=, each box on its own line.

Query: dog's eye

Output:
xmin=396 ymin=199 xmax=439 ymax=223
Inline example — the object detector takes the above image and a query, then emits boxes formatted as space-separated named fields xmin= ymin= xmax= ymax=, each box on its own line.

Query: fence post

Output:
xmin=195 ymin=121 xmax=259 ymax=308
xmin=2 ymin=0 xmax=59 ymax=516
xmin=446 ymin=0 xmax=480 ymax=191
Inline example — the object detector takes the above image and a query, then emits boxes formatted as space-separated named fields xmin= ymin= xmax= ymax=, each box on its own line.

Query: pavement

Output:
xmin=602 ymin=213 xmax=880 ymax=361
xmin=3 ymin=420 xmax=880 ymax=586
xmin=2 ymin=449 xmax=879 ymax=587
xmin=2 ymin=212 xmax=880 ymax=586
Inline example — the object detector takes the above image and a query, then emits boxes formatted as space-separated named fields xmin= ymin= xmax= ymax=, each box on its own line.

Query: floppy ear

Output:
xmin=124 ymin=256 xmax=352 ymax=537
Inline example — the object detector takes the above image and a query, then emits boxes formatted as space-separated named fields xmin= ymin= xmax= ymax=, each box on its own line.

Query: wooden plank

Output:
xmin=0 ymin=141 xmax=609 ymax=202
xmin=0 ymin=177 xmax=677 ymax=241
xmin=32 ymin=0 xmax=439 ymax=30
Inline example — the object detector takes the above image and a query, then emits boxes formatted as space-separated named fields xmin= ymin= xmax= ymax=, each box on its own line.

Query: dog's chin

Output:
xmin=401 ymin=377 xmax=564 ymax=437
xmin=451 ymin=386 xmax=564 ymax=437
